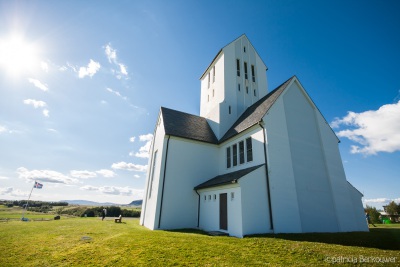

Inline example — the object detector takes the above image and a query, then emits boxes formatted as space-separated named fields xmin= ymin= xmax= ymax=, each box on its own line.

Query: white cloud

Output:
xmin=0 ymin=176 xmax=9 ymax=180
xmin=134 ymin=133 xmax=153 ymax=158
xmin=135 ymin=141 xmax=151 ymax=158
xmin=23 ymin=99 xmax=46 ymax=108
xmin=17 ymin=167 xmax=78 ymax=184
xmin=78 ymin=59 xmax=101 ymax=78
xmin=331 ymin=101 xmax=400 ymax=155
xmin=139 ymin=134 xmax=153 ymax=142
xmin=40 ymin=62 xmax=49 ymax=72
xmin=80 ymin=185 xmax=98 ymax=191
xmin=96 ymin=169 xmax=116 ymax=178
xmin=129 ymin=136 xmax=136 ymax=143
xmin=106 ymin=87 xmax=128 ymax=100
xmin=119 ymin=63 xmax=128 ymax=75
xmin=104 ymin=43 xmax=128 ymax=78
xmin=134 ymin=174 xmax=140 ymax=179
xmin=111 ymin=161 xmax=147 ymax=172
xmin=0 ymin=125 xmax=7 ymax=133
xmin=80 ymin=185 xmax=143 ymax=197
xmin=105 ymin=44 xmax=117 ymax=63
xmin=70 ymin=170 xmax=97 ymax=179
xmin=28 ymin=78 xmax=48 ymax=91
xmin=43 ymin=109 xmax=50 ymax=117
xmin=363 ymin=198 xmax=400 ymax=205
xmin=0 ymin=187 xmax=27 ymax=197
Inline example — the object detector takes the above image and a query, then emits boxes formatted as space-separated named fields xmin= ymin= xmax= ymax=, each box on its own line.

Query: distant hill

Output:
xmin=61 ymin=200 xmax=117 ymax=206
xmin=129 ymin=200 xmax=143 ymax=206
xmin=62 ymin=199 xmax=142 ymax=206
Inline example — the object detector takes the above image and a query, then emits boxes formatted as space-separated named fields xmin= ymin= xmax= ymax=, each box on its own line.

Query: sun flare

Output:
xmin=0 ymin=34 xmax=39 ymax=76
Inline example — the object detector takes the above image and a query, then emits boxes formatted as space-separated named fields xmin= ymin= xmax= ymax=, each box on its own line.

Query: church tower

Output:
xmin=199 ymin=35 xmax=268 ymax=139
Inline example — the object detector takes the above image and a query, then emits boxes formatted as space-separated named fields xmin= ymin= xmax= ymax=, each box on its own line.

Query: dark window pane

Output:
xmin=226 ymin=147 xmax=231 ymax=168
xmin=246 ymin=138 xmax=253 ymax=162
xmin=233 ymin=144 xmax=237 ymax=166
xmin=239 ymin=141 xmax=244 ymax=164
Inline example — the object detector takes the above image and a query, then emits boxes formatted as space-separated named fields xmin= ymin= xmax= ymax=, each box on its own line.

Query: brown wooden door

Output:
xmin=220 ymin=193 xmax=228 ymax=230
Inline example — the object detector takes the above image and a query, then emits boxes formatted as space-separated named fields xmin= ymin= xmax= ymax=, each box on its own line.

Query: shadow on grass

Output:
xmin=167 ymin=227 xmax=400 ymax=250
xmin=248 ymin=227 xmax=400 ymax=251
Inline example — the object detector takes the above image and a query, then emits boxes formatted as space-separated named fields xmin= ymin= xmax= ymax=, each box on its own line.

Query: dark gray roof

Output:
xmin=219 ymin=76 xmax=295 ymax=143
xmin=194 ymin=164 xmax=265 ymax=190
xmin=161 ymin=107 xmax=218 ymax=144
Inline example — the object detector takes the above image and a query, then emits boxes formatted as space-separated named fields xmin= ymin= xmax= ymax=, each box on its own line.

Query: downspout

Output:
xmin=259 ymin=121 xmax=274 ymax=230
xmin=195 ymin=190 xmax=200 ymax=228
xmin=158 ymin=135 xmax=171 ymax=229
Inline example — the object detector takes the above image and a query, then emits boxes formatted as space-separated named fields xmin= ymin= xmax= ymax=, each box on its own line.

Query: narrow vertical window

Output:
xmin=213 ymin=66 xmax=215 ymax=83
xmin=213 ymin=89 xmax=215 ymax=97
xmin=226 ymin=147 xmax=231 ymax=168
xmin=239 ymin=141 xmax=245 ymax=164
xmin=244 ymin=46 xmax=246 ymax=53
xmin=208 ymin=73 xmax=210 ymax=88
xmin=246 ymin=137 xmax=253 ymax=162
xmin=229 ymin=105 xmax=231 ymax=114
xmin=233 ymin=144 xmax=237 ymax=166
xmin=244 ymin=62 xmax=248 ymax=79
xmin=246 ymin=87 xmax=249 ymax=94
xmin=254 ymin=89 xmax=256 ymax=96
xmin=251 ymin=65 xmax=255 ymax=82
xmin=236 ymin=59 xmax=240 ymax=76
xmin=231 ymin=192 xmax=235 ymax=200
xmin=148 ymin=151 xmax=158 ymax=198
xmin=238 ymin=83 xmax=241 ymax=92
xmin=208 ymin=95 xmax=209 ymax=102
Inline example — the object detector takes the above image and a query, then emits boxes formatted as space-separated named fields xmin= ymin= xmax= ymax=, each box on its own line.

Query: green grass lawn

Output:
xmin=0 ymin=210 xmax=399 ymax=266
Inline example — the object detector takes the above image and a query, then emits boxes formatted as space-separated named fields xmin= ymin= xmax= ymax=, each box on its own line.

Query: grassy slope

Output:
xmin=0 ymin=215 xmax=399 ymax=266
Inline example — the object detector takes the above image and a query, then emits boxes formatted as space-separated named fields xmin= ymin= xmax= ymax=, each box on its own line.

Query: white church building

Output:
xmin=140 ymin=35 xmax=368 ymax=237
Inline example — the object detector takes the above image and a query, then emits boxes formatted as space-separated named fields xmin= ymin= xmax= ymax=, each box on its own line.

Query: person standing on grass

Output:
xmin=366 ymin=212 xmax=376 ymax=227
xmin=101 ymin=208 xmax=106 ymax=221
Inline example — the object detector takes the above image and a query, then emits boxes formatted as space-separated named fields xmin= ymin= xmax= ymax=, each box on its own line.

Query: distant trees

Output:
xmin=365 ymin=205 xmax=381 ymax=224
xmin=0 ymin=200 xmax=68 ymax=213
xmin=384 ymin=201 xmax=400 ymax=223
xmin=385 ymin=201 xmax=400 ymax=216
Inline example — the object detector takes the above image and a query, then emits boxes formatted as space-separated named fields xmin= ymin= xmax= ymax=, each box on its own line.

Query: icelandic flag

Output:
xmin=34 ymin=182 xmax=43 ymax=189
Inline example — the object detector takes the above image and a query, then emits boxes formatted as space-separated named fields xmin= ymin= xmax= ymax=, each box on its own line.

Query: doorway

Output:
xmin=219 ymin=193 xmax=228 ymax=230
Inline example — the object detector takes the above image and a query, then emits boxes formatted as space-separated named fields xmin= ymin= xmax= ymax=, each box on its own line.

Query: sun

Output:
xmin=0 ymin=34 xmax=39 ymax=77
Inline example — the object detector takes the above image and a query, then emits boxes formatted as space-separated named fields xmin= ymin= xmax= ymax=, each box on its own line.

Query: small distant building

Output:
xmin=140 ymin=35 xmax=368 ymax=237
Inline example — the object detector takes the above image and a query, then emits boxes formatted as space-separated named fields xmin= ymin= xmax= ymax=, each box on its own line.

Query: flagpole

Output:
xmin=22 ymin=180 xmax=36 ymax=220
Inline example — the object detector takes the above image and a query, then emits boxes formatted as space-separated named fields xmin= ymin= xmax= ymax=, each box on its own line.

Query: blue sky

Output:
xmin=0 ymin=0 xmax=399 ymax=208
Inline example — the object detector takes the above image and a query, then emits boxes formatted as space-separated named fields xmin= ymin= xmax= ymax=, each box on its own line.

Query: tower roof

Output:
xmin=219 ymin=76 xmax=295 ymax=143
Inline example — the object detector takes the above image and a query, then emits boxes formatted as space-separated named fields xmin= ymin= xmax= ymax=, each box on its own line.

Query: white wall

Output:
xmin=198 ymin=184 xmax=242 ymax=237
xmin=218 ymin=127 xmax=265 ymax=175
xmin=348 ymin=184 xmax=369 ymax=231
xmin=315 ymin=112 xmax=367 ymax=232
xmin=158 ymin=137 xmax=219 ymax=229
xmin=264 ymin=96 xmax=303 ymax=233
xmin=281 ymin=81 xmax=339 ymax=232
xmin=240 ymin=166 xmax=272 ymax=236
xmin=140 ymin=113 xmax=167 ymax=230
